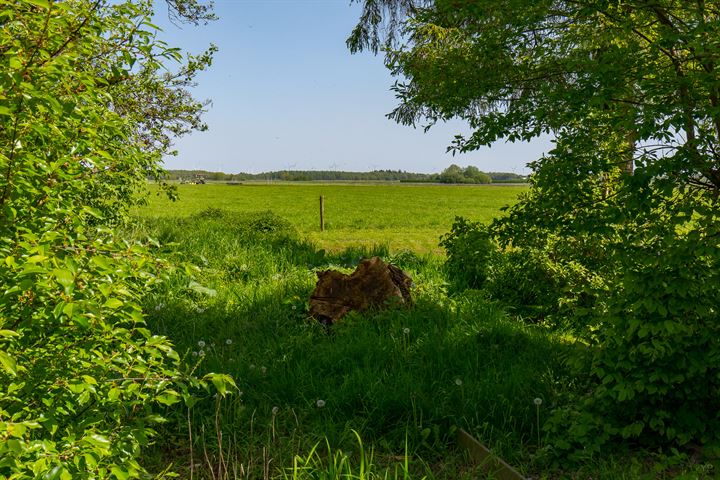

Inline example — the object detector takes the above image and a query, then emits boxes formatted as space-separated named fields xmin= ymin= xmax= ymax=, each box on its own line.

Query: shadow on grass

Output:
xmin=131 ymin=209 xmax=574 ymax=478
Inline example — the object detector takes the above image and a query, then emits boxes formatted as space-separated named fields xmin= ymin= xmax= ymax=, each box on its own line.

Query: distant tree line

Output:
xmin=162 ymin=167 xmax=527 ymax=184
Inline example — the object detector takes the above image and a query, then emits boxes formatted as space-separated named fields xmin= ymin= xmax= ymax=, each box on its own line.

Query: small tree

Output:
xmin=0 ymin=1 xmax=231 ymax=477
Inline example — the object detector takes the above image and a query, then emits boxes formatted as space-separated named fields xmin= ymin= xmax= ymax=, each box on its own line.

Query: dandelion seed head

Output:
xmin=192 ymin=351 xmax=198 ymax=357
xmin=271 ymin=406 xmax=279 ymax=415
xmin=260 ymin=366 xmax=267 ymax=374
xmin=198 ymin=350 xmax=205 ymax=357
xmin=226 ymin=338 xmax=233 ymax=345
xmin=316 ymin=399 xmax=326 ymax=408
xmin=197 ymin=340 xmax=206 ymax=348
xmin=534 ymin=397 xmax=543 ymax=406
xmin=455 ymin=378 xmax=463 ymax=386
xmin=403 ymin=327 xmax=410 ymax=335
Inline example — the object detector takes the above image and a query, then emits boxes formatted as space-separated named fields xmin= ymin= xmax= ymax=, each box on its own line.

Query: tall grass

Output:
xmin=127 ymin=208 xmax=576 ymax=479
xmin=128 ymin=207 xmax=719 ymax=478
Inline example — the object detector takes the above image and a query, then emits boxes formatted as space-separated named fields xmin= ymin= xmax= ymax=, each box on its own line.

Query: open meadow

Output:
xmin=138 ymin=182 xmax=528 ymax=253
xmin=126 ymin=183 xmax=714 ymax=479
xmin=7 ymin=2 xmax=720 ymax=479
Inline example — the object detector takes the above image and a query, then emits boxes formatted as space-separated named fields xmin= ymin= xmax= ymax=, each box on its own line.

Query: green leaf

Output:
xmin=26 ymin=0 xmax=50 ymax=9
xmin=204 ymin=373 xmax=237 ymax=397
xmin=104 ymin=298 xmax=124 ymax=309
xmin=155 ymin=390 xmax=180 ymax=406
xmin=110 ymin=466 xmax=130 ymax=480
xmin=0 ymin=350 xmax=17 ymax=376
xmin=52 ymin=269 xmax=74 ymax=288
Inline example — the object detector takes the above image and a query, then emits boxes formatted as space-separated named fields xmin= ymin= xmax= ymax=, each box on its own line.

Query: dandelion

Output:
xmin=316 ymin=399 xmax=326 ymax=408
xmin=260 ymin=366 xmax=267 ymax=375
xmin=534 ymin=397 xmax=543 ymax=447
xmin=403 ymin=327 xmax=410 ymax=335
xmin=154 ymin=303 xmax=164 ymax=311
xmin=271 ymin=406 xmax=279 ymax=415
xmin=199 ymin=350 xmax=205 ymax=357
xmin=192 ymin=351 xmax=198 ymax=357
xmin=249 ymin=364 xmax=256 ymax=369
xmin=198 ymin=340 xmax=206 ymax=348
xmin=455 ymin=378 xmax=463 ymax=386
xmin=291 ymin=305 xmax=297 ymax=310
xmin=225 ymin=338 xmax=233 ymax=345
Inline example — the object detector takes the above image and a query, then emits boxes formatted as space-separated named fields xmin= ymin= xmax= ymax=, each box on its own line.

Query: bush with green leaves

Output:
xmin=440 ymin=217 xmax=601 ymax=328
xmin=439 ymin=216 xmax=498 ymax=291
xmin=349 ymin=0 xmax=720 ymax=455
xmin=0 ymin=1 xmax=231 ymax=477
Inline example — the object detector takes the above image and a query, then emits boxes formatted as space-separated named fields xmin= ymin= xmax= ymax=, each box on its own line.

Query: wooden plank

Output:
xmin=457 ymin=429 xmax=526 ymax=480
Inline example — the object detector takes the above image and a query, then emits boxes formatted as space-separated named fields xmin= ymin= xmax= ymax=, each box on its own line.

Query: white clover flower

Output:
xmin=403 ymin=327 xmax=410 ymax=335
xmin=534 ymin=398 xmax=543 ymax=406
xmin=271 ymin=406 xmax=279 ymax=415
xmin=198 ymin=340 xmax=206 ymax=348
xmin=260 ymin=366 xmax=267 ymax=375
xmin=455 ymin=378 xmax=463 ymax=386
xmin=226 ymin=339 xmax=233 ymax=345
xmin=316 ymin=399 xmax=326 ymax=408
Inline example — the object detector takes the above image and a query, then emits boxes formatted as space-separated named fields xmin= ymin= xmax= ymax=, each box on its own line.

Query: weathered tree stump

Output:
xmin=309 ymin=257 xmax=413 ymax=325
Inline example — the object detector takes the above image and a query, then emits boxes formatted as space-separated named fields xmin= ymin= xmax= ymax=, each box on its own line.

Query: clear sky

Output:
xmin=154 ymin=0 xmax=551 ymax=175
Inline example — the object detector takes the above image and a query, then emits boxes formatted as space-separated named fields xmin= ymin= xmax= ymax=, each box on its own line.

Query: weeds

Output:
xmin=129 ymin=205 xmax=718 ymax=479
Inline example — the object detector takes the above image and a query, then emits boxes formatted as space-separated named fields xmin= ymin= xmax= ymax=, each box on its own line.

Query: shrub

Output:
xmin=0 ymin=2 xmax=229 ymax=477
xmin=441 ymin=218 xmax=601 ymax=328
xmin=439 ymin=217 xmax=499 ymax=291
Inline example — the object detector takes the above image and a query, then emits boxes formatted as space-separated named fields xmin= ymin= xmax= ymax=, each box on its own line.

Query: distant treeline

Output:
xmin=162 ymin=166 xmax=527 ymax=184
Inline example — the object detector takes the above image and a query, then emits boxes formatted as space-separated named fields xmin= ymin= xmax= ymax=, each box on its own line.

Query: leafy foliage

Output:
xmin=439 ymin=217 xmax=497 ymax=291
xmin=350 ymin=0 xmax=720 ymax=455
xmin=0 ymin=1 xmax=231 ymax=477
xmin=441 ymin=218 xmax=603 ymax=327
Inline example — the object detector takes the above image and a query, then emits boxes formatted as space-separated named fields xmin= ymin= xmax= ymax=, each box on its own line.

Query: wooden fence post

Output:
xmin=319 ymin=195 xmax=325 ymax=231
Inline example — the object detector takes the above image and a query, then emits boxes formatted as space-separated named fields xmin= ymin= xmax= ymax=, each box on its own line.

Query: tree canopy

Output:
xmin=350 ymin=0 xmax=720 ymax=455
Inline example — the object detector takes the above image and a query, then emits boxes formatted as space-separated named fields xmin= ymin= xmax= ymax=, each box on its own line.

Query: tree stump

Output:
xmin=309 ymin=257 xmax=413 ymax=325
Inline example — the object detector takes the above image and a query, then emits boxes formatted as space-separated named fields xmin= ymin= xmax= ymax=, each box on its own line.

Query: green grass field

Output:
xmin=138 ymin=183 xmax=527 ymax=253
xmin=129 ymin=183 xmax=713 ymax=479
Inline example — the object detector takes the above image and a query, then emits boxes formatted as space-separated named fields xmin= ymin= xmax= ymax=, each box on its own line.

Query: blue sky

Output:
xmin=154 ymin=0 xmax=550 ymax=174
